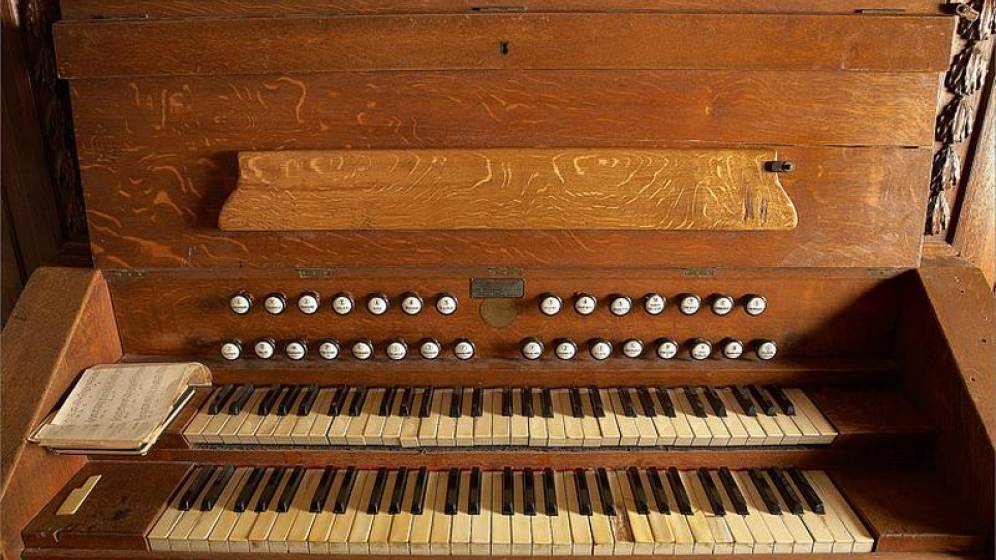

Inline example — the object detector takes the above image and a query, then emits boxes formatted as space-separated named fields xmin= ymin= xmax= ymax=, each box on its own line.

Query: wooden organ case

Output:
xmin=1 ymin=1 xmax=994 ymax=558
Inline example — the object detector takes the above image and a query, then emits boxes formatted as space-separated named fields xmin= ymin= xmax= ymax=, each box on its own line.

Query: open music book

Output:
xmin=30 ymin=362 xmax=211 ymax=455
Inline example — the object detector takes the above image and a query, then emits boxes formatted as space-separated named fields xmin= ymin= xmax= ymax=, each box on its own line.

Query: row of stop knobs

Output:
xmin=220 ymin=336 xmax=776 ymax=361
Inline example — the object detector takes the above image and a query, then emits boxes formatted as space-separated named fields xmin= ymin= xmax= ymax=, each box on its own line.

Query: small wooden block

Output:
xmin=56 ymin=475 xmax=102 ymax=516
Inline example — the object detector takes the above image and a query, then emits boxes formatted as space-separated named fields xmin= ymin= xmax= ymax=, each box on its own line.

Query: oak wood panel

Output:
xmin=894 ymin=259 xmax=995 ymax=548
xmin=0 ymin=268 xmax=123 ymax=560
xmin=107 ymin=268 xmax=903 ymax=360
xmin=59 ymin=0 xmax=959 ymax=20
xmin=220 ymin=148 xmax=798 ymax=232
xmin=53 ymin=13 xmax=954 ymax=79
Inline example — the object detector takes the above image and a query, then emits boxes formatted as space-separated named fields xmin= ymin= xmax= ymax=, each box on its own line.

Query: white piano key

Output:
xmin=807 ymin=471 xmax=874 ymax=553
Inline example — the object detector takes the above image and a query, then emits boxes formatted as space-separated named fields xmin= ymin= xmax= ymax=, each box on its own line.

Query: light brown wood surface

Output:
xmin=0 ymin=268 xmax=123 ymax=560
xmin=220 ymin=149 xmax=797 ymax=232
xmin=952 ymin=82 xmax=995 ymax=291
xmin=53 ymin=13 xmax=953 ymax=79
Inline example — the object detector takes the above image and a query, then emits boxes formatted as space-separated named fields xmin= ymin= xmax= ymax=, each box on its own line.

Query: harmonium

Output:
xmin=2 ymin=0 xmax=994 ymax=558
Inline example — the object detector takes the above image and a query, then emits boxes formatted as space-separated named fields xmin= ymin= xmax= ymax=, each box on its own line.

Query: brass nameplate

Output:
xmin=471 ymin=278 xmax=525 ymax=299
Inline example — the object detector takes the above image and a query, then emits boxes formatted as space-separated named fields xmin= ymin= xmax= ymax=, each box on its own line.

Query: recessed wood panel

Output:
xmin=219 ymin=148 xmax=797 ymax=232
xmin=54 ymin=13 xmax=953 ymax=78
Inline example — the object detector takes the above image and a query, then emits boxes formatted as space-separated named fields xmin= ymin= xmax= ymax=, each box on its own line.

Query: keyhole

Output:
xmin=499 ymin=40 xmax=510 ymax=55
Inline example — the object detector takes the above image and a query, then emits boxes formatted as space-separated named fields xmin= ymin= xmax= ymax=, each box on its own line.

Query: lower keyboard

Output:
xmin=149 ymin=466 xmax=872 ymax=555
xmin=183 ymin=385 xmax=837 ymax=448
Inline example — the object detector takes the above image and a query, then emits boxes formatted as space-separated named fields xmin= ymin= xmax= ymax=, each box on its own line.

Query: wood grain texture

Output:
xmin=952 ymin=81 xmax=995 ymax=291
xmin=894 ymin=259 xmax=995 ymax=549
xmin=58 ymin=0 xmax=960 ymax=20
xmin=0 ymin=268 xmax=123 ymax=560
xmin=220 ymin=149 xmax=797 ymax=232
xmin=53 ymin=13 xmax=954 ymax=79
xmin=106 ymin=268 xmax=903 ymax=361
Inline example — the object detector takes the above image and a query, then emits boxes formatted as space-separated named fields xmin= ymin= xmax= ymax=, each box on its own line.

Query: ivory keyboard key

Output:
xmin=219 ymin=390 xmax=263 ymax=444
xmin=288 ymin=468 xmax=330 ymax=552
xmin=722 ymin=468 xmax=774 ymax=554
xmin=638 ymin=469 xmax=676 ymax=554
xmin=493 ymin=388 xmax=511 ymax=445
xmin=222 ymin=467 xmax=272 ymax=553
xmin=586 ymin=470 xmax=616 ymax=556
xmin=287 ymin=385 xmax=320 ymax=445
xmin=697 ymin=388 xmax=731 ymax=446
xmin=388 ymin=468 xmax=418 ymax=554
xmin=509 ymin=388 xmax=530 ymax=445
xmin=200 ymin=387 xmax=242 ymax=443
xmin=509 ymin=471 xmax=531 ymax=555
xmin=786 ymin=389 xmax=838 ymax=444
xmin=579 ymin=388 xmax=603 ymax=447
xmin=595 ymin=388 xmax=622 ymax=446
xmin=450 ymin=469 xmax=473 ymax=554
xmin=548 ymin=471 xmax=572 ymax=555
xmin=294 ymin=389 xmax=332 ymax=445
xmin=640 ymin=387 xmax=676 ymax=446
xmin=715 ymin=389 xmax=750 ymax=446
xmin=343 ymin=387 xmax=375 ymax=445
xmin=253 ymin=387 xmax=288 ymax=445
xmin=674 ymin=389 xmax=712 ymax=446
xmin=456 ymin=388 xmax=476 ymax=446
xmin=491 ymin=470 xmax=512 ymax=555
xmin=360 ymin=387 xmax=389 ymax=445
xmin=661 ymin=388 xmax=695 ymax=446
xmin=601 ymin=470 xmax=632 ymax=555
xmin=268 ymin=468 xmax=315 ymax=552
xmin=409 ymin=470 xmax=437 ymax=555
xmin=272 ymin=388 xmax=306 ymax=445
xmin=625 ymin=388 xmax=658 ymax=447
xmin=760 ymin=388 xmax=802 ymax=445
xmin=148 ymin=469 xmax=201 ymax=551
xmin=566 ymin=470 xmax=593 ymax=555
xmin=527 ymin=388 xmax=548 ymax=447
xmin=671 ymin=469 xmax=713 ymax=553
xmin=429 ymin=471 xmax=452 ymax=554
xmin=399 ymin=387 xmax=425 ymax=448
xmin=182 ymin=392 xmax=216 ymax=444
xmin=808 ymin=471 xmax=874 ymax=553
xmin=709 ymin=469 xmax=754 ymax=553
xmin=367 ymin=470 xmax=399 ymax=555
xmin=326 ymin=389 xmax=355 ymax=445
xmin=435 ymin=388 xmax=458 ymax=446
xmin=687 ymin=469 xmax=733 ymax=554
xmin=247 ymin=468 xmax=292 ymax=552
xmin=555 ymin=389 xmax=580 ymax=446
xmin=780 ymin=471 xmax=834 ymax=553
xmin=470 ymin=471 xmax=493 ymax=555
xmin=167 ymin=466 xmax=219 ymax=551
xmin=419 ymin=387 xmax=444 ymax=447
xmin=746 ymin=392 xmax=784 ymax=445
xmin=659 ymin=470 xmax=695 ymax=555
xmin=186 ymin=467 xmax=247 ymax=552
xmin=530 ymin=470 xmax=553 ymax=555
xmin=337 ymin=469 xmax=374 ymax=554
xmin=617 ymin=468 xmax=653 ymax=554
xmin=736 ymin=470 xmax=794 ymax=553
xmin=608 ymin=389 xmax=639 ymax=446
xmin=326 ymin=469 xmax=366 ymax=553
xmin=473 ymin=388 xmax=495 ymax=446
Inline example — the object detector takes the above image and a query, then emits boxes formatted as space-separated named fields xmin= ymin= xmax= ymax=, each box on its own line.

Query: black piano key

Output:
xmin=523 ymin=468 xmax=536 ymax=516
xmin=703 ymin=387 xmax=727 ymax=417
xmin=255 ymin=467 xmax=287 ymax=512
xmin=627 ymin=467 xmax=650 ymax=515
xmin=388 ymin=468 xmax=409 ymax=515
xmin=574 ymin=469 xmax=593 ymax=516
xmin=199 ymin=465 xmax=235 ymax=511
xmin=588 ymin=386 xmax=606 ymax=418
xmin=367 ymin=468 xmax=389 ymax=515
xmin=655 ymin=387 xmax=676 ymax=417
xmin=276 ymin=385 xmax=302 ymax=416
xmin=398 ymin=386 xmax=415 ymax=417
xmin=444 ymin=468 xmax=460 ymax=515
xmin=234 ymin=467 xmax=265 ymax=513
xmin=328 ymin=385 xmax=348 ymax=416
xmin=683 ymin=387 xmax=708 ymax=418
xmin=543 ymin=468 xmax=558 ymax=516
xmin=647 ymin=467 xmax=670 ymax=514
xmin=297 ymin=384 xmax=320 ymax=416
xmin=258 ymin=384 xmax=283 ymax=416
xmin=501 ymin=386 xmax=512 ymax=417
xmin=748 ymin=385 xmax=777 ymax=416
xmin=522 ymin=387 xmax=534 ymax=418
xmin=179 ymin=466 xmax=215 ymax=511
xmin=449 ymin=386 xmax=463 ymax=419
xmin=636 ymin=387 xmax=656 ymax=417
xmin=501 ymin=467 xmax=514 ymax=515
xmin=411 ymin=467 xmax=429 ymax=515
xmin=471 ymin=386 xmax=483 ymax=417
xmin=666 ymin=467 xmax=693 ymax=515
xmin=277 ymin=467 xmax=306 ymax=513
xmin=226 ymin=385 xmax=254 ymax=415
xmin=730 ymin=385 xmax=758 ymax=416
xmin=333 ymin=467 xmax=357 ymax=513
xmin=569 ymin=388 xmax=584 ymax=418
xmin=787 ymin=468 xmax=825 ymax=514
xmin=767 ymin=468 xmax=803 ymax=514
xmin=310 ymin=466 xmax=337 ymax=513
xmin=617 ymin=388 xmax=637 ymax=418
xmin=697 ymin=468 xmax=726 ymax=516
xmin=208 ymin=384 xmax=236 ymax=415
xmin=595 ymin=468 xmax=616 ymax=516
xmin=748 ymin=468 xmax=781 ymax=514
xmin=718 ymin=467 xmax=749 ymax=516
xmin=378 ymin=386 xmax=398 ymax=417
xmin=764 ymin=385 xmax=796 ymax=416
xmin=541 ymin=388 xmax=554 ymax=419
xmin=468 ymin=468 xmax=482 ymax=515
xmin=418 ymin=386 xmax=434 ymax=418
xmin=348 ymin=386 xmax=368 ymax=417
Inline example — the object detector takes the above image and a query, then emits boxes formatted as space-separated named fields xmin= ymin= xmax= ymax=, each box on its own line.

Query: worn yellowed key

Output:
xmin=186 ymin=468 xmax=249 ymax=552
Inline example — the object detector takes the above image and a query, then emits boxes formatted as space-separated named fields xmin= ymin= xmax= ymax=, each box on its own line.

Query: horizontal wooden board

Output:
xmin=220 ymin=148 xmax=798 ymax=231
xmin=59 ymin=0 xmax=959 ymax=20
xmin=54 ymin=13 xmax=954 ymax=78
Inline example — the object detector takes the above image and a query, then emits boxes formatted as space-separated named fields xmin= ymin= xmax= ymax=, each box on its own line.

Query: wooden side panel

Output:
xmin=0 ymin=268 xmax=123 ymax=560
xmin=53 ymin=14 xmax=954 ymax=78
xmin=952 ymin=83 xmax=995 ymax=291
xmin=894 ymin=258 xmax=995 ymax=547
xmin=220 ymin=148 xmax=798 ymax=232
